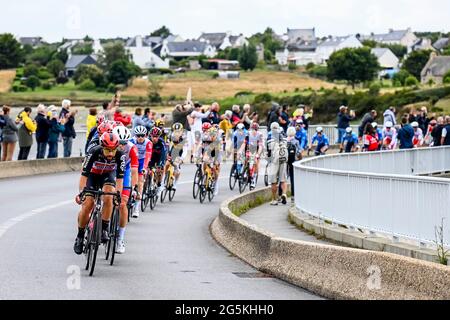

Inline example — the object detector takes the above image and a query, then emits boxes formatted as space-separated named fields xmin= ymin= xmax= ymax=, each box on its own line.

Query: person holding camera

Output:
xmin=48 ymin=106 xmax=66 ymax=158
xmin=35 ymin=104 xmax=51 ymax=159
xmin=60 ymin=99 xmax=77 ymax=158
xmin=17 ymin=107 xmax=37 ymax=161
xmin=336 ymin=106 xmax=355 ymax=144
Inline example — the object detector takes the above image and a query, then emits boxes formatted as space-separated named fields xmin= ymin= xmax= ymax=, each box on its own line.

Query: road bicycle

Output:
xmin=193 ymin=162 xmax=202 ymax=200
xmin=105 ymin=201 xmax=120 ymax=266
xmin=161 ymin=159 xmax=178 ymax=203
xmin=199 ymin=160 xmax=217 ymax=203
xmin=81 ymin=189 xmax=120 ymax=276
xmin=229 ymin=152 xmax=240 ymax=191
xmin=141 ymin=168 xmax=159 ymax=212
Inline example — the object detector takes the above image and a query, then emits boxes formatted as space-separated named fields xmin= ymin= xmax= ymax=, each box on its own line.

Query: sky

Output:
xmin=1 ymin=0 xmax=449 ymax=42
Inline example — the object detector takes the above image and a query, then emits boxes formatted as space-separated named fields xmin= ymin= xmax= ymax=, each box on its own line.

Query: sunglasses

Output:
xmin=103 ymin=148 xmax=117 ymax=154
xmin=136 ymin=134 xmax=146 ymax=138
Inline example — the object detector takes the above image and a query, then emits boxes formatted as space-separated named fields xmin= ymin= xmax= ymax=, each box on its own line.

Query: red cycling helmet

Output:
xmin=202 ymin=122 xmax=212 ymax=132
xmin=100 ymin=132 xmax=120 ymax=149
xmin=97 ymin=121 xmax=114 ymax=135
xmin=150 ymin=127 xmax=162 ymax=138
xmin=96 ymin=115 xmax=105 ymax=126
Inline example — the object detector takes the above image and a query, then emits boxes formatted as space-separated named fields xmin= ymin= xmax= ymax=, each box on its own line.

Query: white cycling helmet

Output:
xmin=113 ymin=126 xmax=131 ymax=142
xmin=385 ymin=121 xmax=393 ymax=128
xmin=270 ymin=122 xmax=280 ymax=131
xmin=411 ymin=121 xmax=419 ymax=128
xmin=316 ymin=126 xmax=323 ymax=133
xmin=237 ymin=123 xmax=245 ymax=131
xmin=346 ymin=127 xmax=353 ymax=133
xmin=372 ymin=122 xmax=378 ymax=128
xmin=134 ymin=125 xmax=147 ymax=136
xmin=287 ymin=127 xmax=296 ymax=137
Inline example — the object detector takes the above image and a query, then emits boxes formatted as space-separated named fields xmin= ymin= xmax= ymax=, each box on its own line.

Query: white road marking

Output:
xmin=0 ymin=200 xmax=73 ymax=239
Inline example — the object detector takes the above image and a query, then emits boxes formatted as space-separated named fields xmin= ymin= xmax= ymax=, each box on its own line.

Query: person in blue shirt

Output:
xmin=372 ymin=122 xmax=383 ymax=150
xmin=340 ymin=127 xmax=360 ymax=153
xmin=397 ymin=117 xmax=415 ymax=149
xmin=309 ymin=127 xmax=329 ymax=156
xmin=294 ymin=119 xmax=308 ymax=151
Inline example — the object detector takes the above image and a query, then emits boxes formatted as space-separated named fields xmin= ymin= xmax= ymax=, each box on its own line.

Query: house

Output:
xmin=58 ymin=39 xmax=83 ymax=53
xmin=165 ymin=35 xmax=184 ymax=42
xmin=433 ymin=38 xmax=449 ymax=53
xmin=256 ymin=43 xmax=265 ymax=62
xmin=316 ymin=35 xmax=363 ymax=63
xmin=411 ymin=38 xmax=436 ymax=52
xmin=360 ymin=28 xmax=418 ymax=51
xmin=371 ymin=48 xmax=400 ymax=78
xmin=276 ymin=28 xmax=320 ymax=66
xmin=19 ymin=37 xmax=43 ymax=47
xmin=421 ymin=53 xmax=450 ymax=84
xmin=125 ymin=36 xmax=169 ymax=69
xmin=198 ymin=32 xmax=248 ymax=51
xmin=65 ymin=54 xmax=97 ymax=77
xmin=205 ymin=59 xmax=240 ymax=70
xmin=92 ymin=39 xmax=103 ymax=54
xmin=160 ymin=40 xmax=216 ymax=59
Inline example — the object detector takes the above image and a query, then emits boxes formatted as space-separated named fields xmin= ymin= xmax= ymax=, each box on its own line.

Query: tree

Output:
xmin=150 ymin=26 xmax=171 ymax=38
xmin=228 ymin=48 xmax=240 ymax=61
xmin=98 ymin=42 xmax=130 ymax=70
xmin=0 ymin=33 xmax=24 ymax=69
xmin=26 ymin=45 xmax=57 ymax=66
xmin=405 ymin=75 xmax=419 ymax=86
xmin=71 ymin=43 xmax=93 ymax=55
xmin=249 ymin=27 xmax=283 ymax=55
xmin=402 ymin=50 xmax=432 ymax=80
xmin=148 ymin=78 xmax=163 ymax=103
xmin=47 ymin=59 xmax=65 ymax=77
xmin=238 ymin=44 xmax=258 ymax=71
xmin=74 ymin=64 xmax=105 ymax=87
xmin=443 ymin=71 xmax=450 ymax=84
xmin=327 ymin=47 xmax=380 ymax=88
xmin=23 ymin=64 xmax=39 ymax=77
xmin=107 ymin=59 xmax=135 ymax=85
xmin=25 ymin=75 xmax=40 ymax=91
xmin=392 ymin=69 xmax=413 ymax=86
xmin=53 ymin=49 xmax=68 ymax=64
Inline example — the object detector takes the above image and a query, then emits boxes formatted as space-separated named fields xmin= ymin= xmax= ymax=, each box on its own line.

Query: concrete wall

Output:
xmin=0 ymin=157 xmax=83 ymax=179
xmin=211 ymin=188 xmax=450 ymax=300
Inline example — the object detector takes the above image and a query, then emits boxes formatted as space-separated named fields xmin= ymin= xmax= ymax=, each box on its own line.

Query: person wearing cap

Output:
xmin=397 ymin=116 xmax=414 ymax=150
xmin=309 ymin=127 xmax=329 ymax=156
xmin=336 ymin=106 xmax=355 ymax=144
xmin=294 ymin=119 xmax=308 ymax=152
xmin=440 ymin=116 xmax=450 ymax=146
xmin=382 ymin=121 xmax=398 ymax=150
xmin=35 ymin=104 xmax=51 ymax=159
xmin=411 ymin=121 xmax=424 ymax=147
xmin=340 ymin=127 xmax=359 ymax=153
xmin=17 ymin=106 xmax=37 ymax=161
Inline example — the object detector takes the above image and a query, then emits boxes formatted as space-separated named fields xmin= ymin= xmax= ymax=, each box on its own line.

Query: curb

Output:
xmin=210 ymin=188 xmax=450 ymax=300
xmin=0 ymin=157 xmax=83 ymax=179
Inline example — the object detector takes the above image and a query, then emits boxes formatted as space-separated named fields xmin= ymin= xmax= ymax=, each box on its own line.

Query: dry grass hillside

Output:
xmin=0 ymin=70 xmax=16 ymax=93
xmin=124 ymin=70 xmax=338 ymax=100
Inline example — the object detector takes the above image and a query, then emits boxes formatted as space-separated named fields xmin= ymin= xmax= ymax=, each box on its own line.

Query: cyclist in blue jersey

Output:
xmin=340 ymin=127 xmax=360 ymax=153
xmin=232 ymin=123 xmax=248 ymax=172
xmin=309 ymin=127 xmax=329 ymax=156
xmin=294 ymin=119 xmax=308 ymax=152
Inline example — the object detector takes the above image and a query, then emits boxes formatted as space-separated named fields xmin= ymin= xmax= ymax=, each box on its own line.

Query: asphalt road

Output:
xmin=0 ymin=162 xmax=322 ymax=300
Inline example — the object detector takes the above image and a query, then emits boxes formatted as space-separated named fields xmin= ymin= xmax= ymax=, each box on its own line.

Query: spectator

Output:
xmin=60 ymin=99 xmax=77 ymax=158
xmin=142 ymin=108 xmax=155 ymax=131
xmin=440 ymin=116 xmax=450 ymax=146
xmin=132 ymin=108 xmax=146 ymax=131
xmin=431 ymin=117 xmax=445 ymax=147
xmin=397 ymin=116 xmax=415 ymax=150
xmin=0 ymin=109 xmax=5 ymax=159
xmin=336 ymin=106 xmax=355 ymax=144
xmin=267 ymin=104 xmax=279 ymax=126
xmin=1 ymin=106 xmax=18 ymax=161
xmin=292 ymin=107 xmax=304 ymax=125
xmin=98 ymin=101 xmax=114 ymax=121
xmin=240 ymin=104 xmax=255 ymax=130
xmin=267 ymin=104 xmax=281 ymax=128
xmin=231 ymin=105 xmax=243 ymax=128
xmin=424 ymin=119 xmax=437 ymax=146
xmin=191 ymin=102 xmax=211 ymax=160
xmin=417 ymin=107 xmax=429 ymax=134
xmin=286 ymin=127 xmax=302 ymax=203
xmin=17 ymin=107 xmax=37 ymax=161
xmin=114 ymin=108 xmax=132 ymax=127
xmin=86 ymin=108 xmax=97 ymax=139
xmin=279 ymin=105 xmax=290 ymax=133
xmin=303 ymin=106 xmax=313 ymax=131
xmin=35 ymin=104 xmax=50 ymax=159
xmin=383 ymin=107 xmax=397 ymax=126
xmin=362 ymin=123 xmax=379 ymax=152
xmin=48 ymin=106 xmax=65 ymax=158
xmin=205 ymin=102 xmax=221 ymax=125
xmin=358 ymin=110 xmax=377 ymax=139
xmin=267 ymin=122 xmax=288 ymax=206
xmin=408 ymin=110 xmax=419 ymax=124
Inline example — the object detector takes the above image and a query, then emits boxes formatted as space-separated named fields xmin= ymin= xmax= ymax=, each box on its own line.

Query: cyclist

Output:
xmin=372 ymin=122 xmax=383 ymax=150
xmin=340 ymin=127 xmax=360 ymax=153
xmin=309 ymin=127 xmax=330 ymax=156
xmin=113 ymin=126 xmax=139 ymax=254
xmin=238 ymin=122 xmax=263 ymax=189
xmin=411 ymin=121 xmax=424 ymax=148
xmin=129 ymin=126 xmax=153 ymax=217
xmin=200 ymin=122 xmax=222 ymax=196
xmin=155 ymin=119 xmax=169 ymax=144
xmin=73 ymin=132 xmax=125 ymax=255
xmin=294 ymin=119 xmax=308 ymax=153
xmin=85 ymin=115 xmax=105 ymax=151
xmin=148 ymin=127 xmax=168 ymax=197
xmin=362 ymin=123 xmax=379 ymax=152
xmin=166 ymin=123 xmax=189 ymax=191
xmin=86 ymin=120 xmax=114 ymax=154
xmin=382 ymin=121 xmax=397 ymax=150
xmin=232 ymin=123 xmax=249 ymax=174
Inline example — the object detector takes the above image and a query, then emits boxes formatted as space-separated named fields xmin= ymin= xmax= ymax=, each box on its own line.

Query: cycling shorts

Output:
xmin=85 ymin=173 xmax=116 ymax=197
xmin=138 ymin=159 xmax=145 ymax=176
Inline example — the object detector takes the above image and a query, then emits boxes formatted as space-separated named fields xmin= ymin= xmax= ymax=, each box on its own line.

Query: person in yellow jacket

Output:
xmin=219 ymin=110 xmax=233 ymax=160
xmin=86 ymin=108 xmax=97 ymax=139
xmin=16 ymin=107 xmax=37 ymax=160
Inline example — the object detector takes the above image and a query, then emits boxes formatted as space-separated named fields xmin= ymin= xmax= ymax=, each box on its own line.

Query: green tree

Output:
xmin=25 ymin=75 xmax=40 ymax=91
xmin=443 ymin=71 xmax=450 ymax=84
xmin=24 ymin=64 xmax=39 ymax=77
xmin=26 ymin=45 xmax=57 ymax=65
xmin=362 ymin=40 xmax=377 ymax=48
xmin=402 ymin=50 xmax=432 ymax=80
xmin=53 ymin=49 xmax=68 ymax=64
xmin=238 ymin=44 xmax=258 ymax=71
xmin=46 ymin=59 xmax=65 ymax=77
xmin=99 ymin=42 xmax=130 ymax=70
xmin=392 ymin=69 xmax=412 ymax=86
xmin=0 ymin=33 xmax=24 ymax=69
xmin=405 ymin=75 xmax=419 ymax=86
xmin=73 ymin=64 xmax=105 ymax=87
xmin=327 ymin=47 xmax=380 ymax=88
xmin=71 ymin=43 xmax=93 ymax=55
xmin=150 ymin=26 xmax=171 ymax=38
xmin=107 ymin=59 xmax=135 ymax=85
xmin=148 ymin=78 xmax=163 ymax=103
xmin=249 ymin=27 xmax=283 ymax=55
xmin=228 ymin=48 xmax=240 ymax=61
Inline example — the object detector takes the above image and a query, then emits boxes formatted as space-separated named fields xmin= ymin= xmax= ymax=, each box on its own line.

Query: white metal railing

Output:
xmin=293 ymin=147 xmax=450 ymax=246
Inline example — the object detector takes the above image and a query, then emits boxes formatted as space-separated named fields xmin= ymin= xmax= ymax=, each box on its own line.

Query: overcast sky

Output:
xmin=1 ymin=0 xmax=449 ymax=42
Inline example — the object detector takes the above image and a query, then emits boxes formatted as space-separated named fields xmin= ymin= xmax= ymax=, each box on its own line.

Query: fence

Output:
xmin=294 ymin=147 xmax=450 ymax=247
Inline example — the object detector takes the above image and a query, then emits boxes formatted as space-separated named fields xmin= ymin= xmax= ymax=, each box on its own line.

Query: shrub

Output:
xmin=254 ymin=93 xmax=273 ymax=104
xmin=444 ymin=71 xmax=450 ymax=84
xmin=25 ymin=75 xmax=40 ymax=91
xmin=148 ymin=68 xmax=174 ymax=75
xmin=288 ymin=63 xmax=297 ymax=71
xmin=78 ymin=79 xmax=96 ymax=91
xmin=307 ymin=65 xmax=328 ymax=79
xmin=234 ymin=91 xmax=253 ymax=98
xmin=369 ymin=82 xmax=381 ymax=96
xmin=392 ymin=69 xmax=412 ymax=86
xmin=41 ymin=81 xmax=53 ymax=90
xmin=23 ymin=64 xmax=39 ymax=77
xmin=37 ymin=68 xmax=52 ymax=80
xmin=405 ymin=76 xmax=419 ymax=86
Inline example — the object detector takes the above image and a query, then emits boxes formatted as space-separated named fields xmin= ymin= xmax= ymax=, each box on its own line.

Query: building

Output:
xmin=421 ymin=54 xmax=450 ymax=85
xmin=125 ymin=36 xmax=169 ymax=69
xmin=411 ymin=38 xmax=436 ymax=52
xmin=360 ymin=28 xmax=418 ymax=52
xmin=205 ymin=59 xmax=240 ymax=70
xmin=433 ymin=38 xmax=450 ymax=53
xmin=160 ymin=40 xmax=216 ymax=59
xmin=65 ymin=54 xmax=97 ymax=77
xmin=19 ymin=37 xmax=43 ymax=48
xmin=198 ymin=32 xmax=248 ymax=50
xmin=316 ymin=35 xmax=363 ymax=63
xmin=371 ymin=48 xmax=400 ymax=78
xmin=276 ymin=28 xmax=320 ymax=66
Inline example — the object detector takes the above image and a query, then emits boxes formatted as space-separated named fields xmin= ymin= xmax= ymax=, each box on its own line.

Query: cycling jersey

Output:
xmin=295 ymin=128 xmax=308 ymax=150
xmin=201 ymin=129 xmax=222 ymax=163
xmin=169 ymin=132 xmax=188 ymax=161
xmin=82 ymin=146 xmax=126 ymax=179
xmin=311 ymin=134 xmax=330 ymax=146
xmin=246 ymin=131 xmax=263 ymax=154
xmin=382 ymin=128 xmax=397 ymax=149
xmin=413 ymin=128 xmax=424 ymax=146
xmin=342 ymin=133 xmax=359 ymax=153
xmin=121 ymin=142 xmax=139 ymax=195
xmin=130 ymin=137 xmax=153 ymax=173
xmin=233 ymin=129 xmax=248 ymax=150
xmin=149 ymin=138 xmax=167 ymax=168
xmin=364 ymin=134 xmax=379 ymax=151
xmin=86 ymin=131 xmax=100 ymax=154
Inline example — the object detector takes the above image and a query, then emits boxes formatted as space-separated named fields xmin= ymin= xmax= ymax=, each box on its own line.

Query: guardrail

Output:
xmin=294 ymin=147 xmax=450 ymax=247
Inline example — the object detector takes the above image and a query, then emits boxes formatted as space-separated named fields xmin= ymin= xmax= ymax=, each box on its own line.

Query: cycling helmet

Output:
xmin=134 ymin=125 xmax=148 ymax=136
xmin=156 ymin=119 xmax=165 ymax=128
xmin=372 ymin=122 xmax=378 ymax=128
xmin=100 ymin=132 xmax=120 ymax=149
xmin=316 ymin=127 xmax=323 ymax=133
xmin=296 ymin=119 xmax=304 ymax=125
xmin=114 ymin=121 xmax=124 ymax=128
xmin=97 ymin=121 xmax=114 ymax=135
xmin=270 ymin=122 xmax=280 ymax=131
xmin=172 ymin=123 xmax=183 ymax=132
xmin=113 ymin=126 xmax=131 ymax=143
xmin=346 ymin=127 xmax=353 ymax=133
xmin=385 ymin=121 xmax=393 ymax=128
xmin=287 ymin=127 xmax=296 ymax=137
xmin=251 ymin=122 xmax=260 ymax=130
xmin=411 ymin=121 xmax=419 ymax=128
xmin=150 ymin=127 xmax=162 ymax=138
xmin=236 ymin=123 xmax=245 ymax=131
xmin=96 ymin=115 xmax=105 ymax=126
xmin=202 ymin=122 xmax=212 ymax=132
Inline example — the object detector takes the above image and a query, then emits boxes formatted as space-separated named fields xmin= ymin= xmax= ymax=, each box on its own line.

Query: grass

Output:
xmin=230 ymin=195 xmax=268 ymax=217
xmin=0 ymin=69 xmax=16 ymax=93
xmin=435 ymin=98 xmax=450 ymax=114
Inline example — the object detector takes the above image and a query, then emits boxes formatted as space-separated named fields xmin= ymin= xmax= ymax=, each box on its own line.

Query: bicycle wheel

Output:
xmin=84 ymin=224 xmax=92 ymax=271
xmin=150 ymin=178 xmax=157 ymax=211
xmin=141 ymin=175 xmax=150 ymax=212
xmin=264 ymin=164 xmax=269 ymax=187
xmin=105 ymin=206 xmax=115 ymax=260
xmin=192 ymin=167 xmax=202 ymax=199
xmin=199 ymin=175 xmax=207 ymax=204
xmin=88 ymin=210 xmax=102 ymax=277
xmin=161 ymin=173 xmax=169 ymax=203
xmin=208 ymin=178 xmax=215 ymax=202
xmin=109 ymin=208 xmax=120 ymax=266
xmin=168 ymin=177 xmax=176 ymax=202
xmin=229 ymin=164 xmax=238 ymax=190
xmin=239 ymin=167 xmax=249 ymax=194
